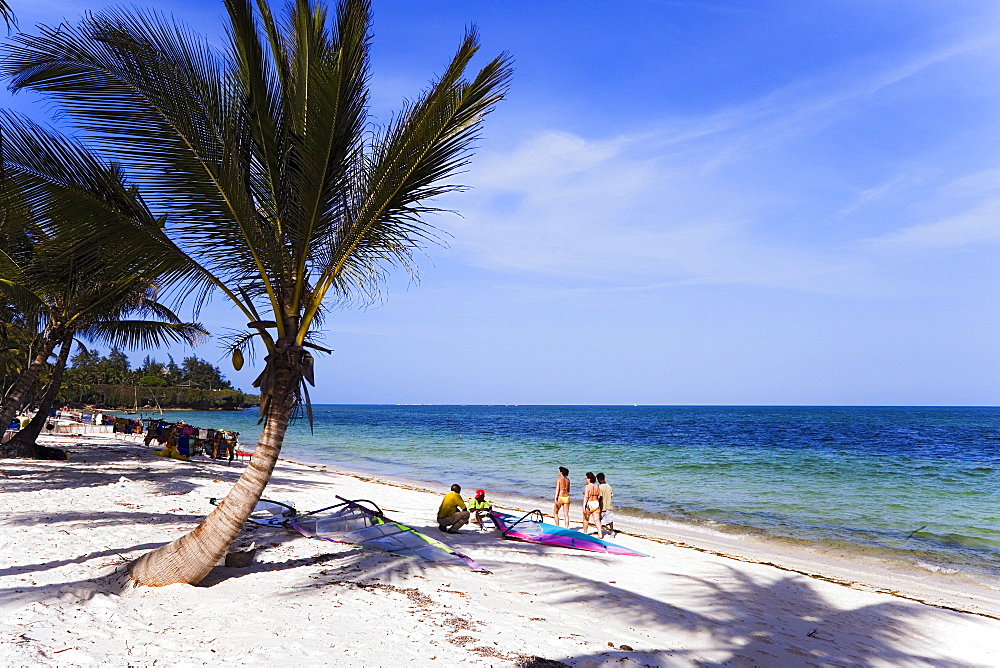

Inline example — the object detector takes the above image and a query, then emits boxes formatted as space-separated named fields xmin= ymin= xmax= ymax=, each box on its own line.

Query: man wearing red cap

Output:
xmin=466 ymin=488 xmax=493 ymax=530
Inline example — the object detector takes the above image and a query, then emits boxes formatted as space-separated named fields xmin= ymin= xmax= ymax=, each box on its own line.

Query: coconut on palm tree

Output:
xmin=4 ymin=0 xmax=511 ymax=586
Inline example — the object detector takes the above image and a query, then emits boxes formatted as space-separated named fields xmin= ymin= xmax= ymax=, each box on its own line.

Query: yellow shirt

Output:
xmin=437 ymin=491 xmax=467 ymax=520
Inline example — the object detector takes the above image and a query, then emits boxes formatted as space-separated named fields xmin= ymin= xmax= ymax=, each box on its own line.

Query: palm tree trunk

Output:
xmin=2 ymin=338 xmax=72 ymax=457
xmin=0 ymin=330 xmax=60 ymax=434
xmin=128 ymin=352 xmax=297 ymax=586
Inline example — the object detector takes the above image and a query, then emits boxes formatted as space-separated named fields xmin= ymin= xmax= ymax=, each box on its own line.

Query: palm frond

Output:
xmin=3 ymin=9 xmax=274 ymax=292
xmin=80 ymin=320 xmax=209 ymax=350
xmin=303 ymin=30 xmax=512 ymax=331
xmin=0 ymin=111 xmax=233 ymax=317
xmin=0 ymin=278 xmax=46 ymax=319
xmin=127 ymin=296 xmax=184 ymax=324
xmin=0 ymin=2 xmax=15 ymax=31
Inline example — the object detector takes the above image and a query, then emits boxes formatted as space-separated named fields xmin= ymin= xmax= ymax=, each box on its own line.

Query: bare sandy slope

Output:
xmin=1 ymin=433 xmax=998 ymax=667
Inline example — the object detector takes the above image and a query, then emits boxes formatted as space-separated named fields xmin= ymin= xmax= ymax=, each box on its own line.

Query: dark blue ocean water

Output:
xmin=156 ymin=405 xmax=1000 ymax=579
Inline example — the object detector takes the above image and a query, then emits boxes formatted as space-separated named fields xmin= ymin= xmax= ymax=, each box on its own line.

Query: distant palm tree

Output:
xmin=0 ymin=114 xmax=209 ymax=442
xmin=4 ymin=0 xmax=511 ymax=586
xmin=0 ymin=281 xmax=208 ymax=458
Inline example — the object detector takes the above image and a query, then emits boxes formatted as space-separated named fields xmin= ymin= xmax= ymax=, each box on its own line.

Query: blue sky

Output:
xmin=5 ymin=1 xmax=999 ymax=405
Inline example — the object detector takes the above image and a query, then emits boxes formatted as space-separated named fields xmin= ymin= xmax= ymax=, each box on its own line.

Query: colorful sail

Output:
xmin=490 ymin=510 xmax=648 ymax=557
xmin=210 ymin=498 xmax=297 ymax=527
xmin=287 ymin=497 xmax=483 ymax=571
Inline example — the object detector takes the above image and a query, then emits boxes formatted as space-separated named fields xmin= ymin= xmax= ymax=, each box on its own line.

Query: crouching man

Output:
xmin=437 ymin=483 xmax=470 ymax=534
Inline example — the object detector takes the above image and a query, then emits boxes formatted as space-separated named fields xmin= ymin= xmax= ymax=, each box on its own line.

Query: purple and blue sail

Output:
xmin=489 ymin=510 xmax=648 ymax=557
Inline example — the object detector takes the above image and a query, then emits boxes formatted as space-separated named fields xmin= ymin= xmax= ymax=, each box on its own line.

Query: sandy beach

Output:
xmin=1 ymin=432 xmax=999 ymax=667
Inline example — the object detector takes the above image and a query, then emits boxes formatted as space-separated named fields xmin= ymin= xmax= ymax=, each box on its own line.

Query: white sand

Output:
xmin=1 ymin=433 xmax=999 ymax=667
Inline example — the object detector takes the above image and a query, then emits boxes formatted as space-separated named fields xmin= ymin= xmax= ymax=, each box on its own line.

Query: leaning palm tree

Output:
xmin=0 ymin=113 xmax=208 ymax=436
xmin=0 ymin=227 xmax=209 ymax=454
xmin=0 ymin=275 xmax=209 ymax=458
xmin=4 ymin=0 xmax=511 ymax=586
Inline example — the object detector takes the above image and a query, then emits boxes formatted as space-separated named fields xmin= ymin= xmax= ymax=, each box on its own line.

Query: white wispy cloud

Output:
xmin=443 ymin=29 xmax=1000 ymax=294
xmin=865 ymin=198 xmax=1000 ymax=251
xmin=446 ymin=129 xmax=859 ymax=293
xmin=838 ymin=175 xmax=913 ymax=218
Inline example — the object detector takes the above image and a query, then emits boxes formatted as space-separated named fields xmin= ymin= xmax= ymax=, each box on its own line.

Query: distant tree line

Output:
xmin=65 ymin=349 xmax=233 ymax=389
xmin=57 ymin=349 xmax=258 ymax=410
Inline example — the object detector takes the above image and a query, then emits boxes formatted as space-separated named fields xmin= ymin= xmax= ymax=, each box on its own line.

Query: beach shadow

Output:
xmin=198 ymin=545 xmax=367 ymax=587
xmin=0 ymin=440 xmax=334 ymax=498
xmin=2 ymin=509 xmax=204 ymax=531
xmin=229 ymin=531 xmax=976 ymax=667
xmin=0 ymin=508 xmax=202 ymax=583
xmin=0 ymin=542 xmax=162 ymax=606
xmin=241 ymin=538 xmax=971 ymax=666
xmin=491 ymin=562 xmax=975 ymax=667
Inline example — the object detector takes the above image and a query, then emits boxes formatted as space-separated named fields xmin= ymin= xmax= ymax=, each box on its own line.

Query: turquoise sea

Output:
xmin=142 ymin=405 xmax=1000 ymax=583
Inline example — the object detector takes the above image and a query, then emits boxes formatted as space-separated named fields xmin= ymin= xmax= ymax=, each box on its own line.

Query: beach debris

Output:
xmin=905 ymin=525 xmax=928 ymax=540
xmin=619 ymin=644 xmax=634 ymax=651
xmin=513 ymin=657 xmax=570 ymax=667
xmin=224 ymin=541 xmax=257 ymax=568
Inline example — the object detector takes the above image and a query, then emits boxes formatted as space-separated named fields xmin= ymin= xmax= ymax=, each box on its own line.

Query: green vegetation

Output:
xmin=58 ymin=349 xmax=257 ymax=410
xmin=0 ymin=185 xmax=208 ymax=456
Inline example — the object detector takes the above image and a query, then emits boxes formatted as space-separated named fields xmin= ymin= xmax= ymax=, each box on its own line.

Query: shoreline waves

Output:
xmin=151 ymin=404 xmax=1000 ymax=592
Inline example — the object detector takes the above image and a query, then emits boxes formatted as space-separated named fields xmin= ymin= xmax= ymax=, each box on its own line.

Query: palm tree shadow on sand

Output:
xmin=195 ymin=526 xmax=976 ymax=667
xmin=0 ymin=437 xmax=336 ymax=497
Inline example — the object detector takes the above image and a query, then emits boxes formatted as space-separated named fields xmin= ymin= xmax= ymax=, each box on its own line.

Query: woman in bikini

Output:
xmin=582 ymin=471 xmax=602 ymax=538
xmin=553 ymin=466 xmax=571 ymax=528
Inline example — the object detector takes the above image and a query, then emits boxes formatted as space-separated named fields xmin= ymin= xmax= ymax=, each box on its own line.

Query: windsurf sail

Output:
xmin=210 ymin=497 xmax=296 ymax=527
xmin=230 ymin=496 xmax=483 ymax=570
xmin=490 ymin=509 xmax=648 ymax=557
xmin=291 ymin=497 xmax=483 ymax=570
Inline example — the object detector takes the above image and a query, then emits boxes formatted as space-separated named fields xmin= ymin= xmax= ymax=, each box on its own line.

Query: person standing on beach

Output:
xmin=553 ymin=467 xmax=571 ymax=528
xmin=581 ymin=471 xmax=601 ymax=537
xmin=582 ymin=471 xmax=602 ymax=538
xmin=437 ymin=484 xmax=470 ymax=533
xmin=597 ymin=472 xmax=615 ymax=537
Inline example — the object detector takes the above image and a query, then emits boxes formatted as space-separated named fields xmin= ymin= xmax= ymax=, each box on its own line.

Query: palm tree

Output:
xmin=4 ymin=0 xmax=511 ymax=586
xmin=0 ymin=304 xmax=39 ymax=401
xmin=0 ymin=113 xmax=208 ymax=438
xmin=0 ymin=226 xmax=209 ymax=455
xmin=0 ymin=279 xmax=209 ymax=458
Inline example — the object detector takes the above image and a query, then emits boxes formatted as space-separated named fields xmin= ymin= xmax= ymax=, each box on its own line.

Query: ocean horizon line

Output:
xmin=285 ymin=402 xmax=1000 ymax=409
